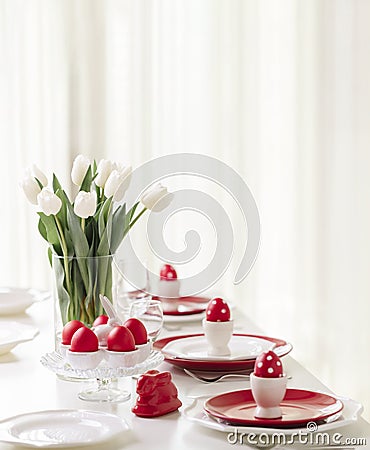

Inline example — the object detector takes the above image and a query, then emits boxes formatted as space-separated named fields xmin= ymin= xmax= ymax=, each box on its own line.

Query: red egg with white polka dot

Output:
xmin=160 ymin=264 xmax=178 ymax=280
xmin=205 ymin=298 xmax=231 ymax=322
xmin=254 ymin=350 xmax=283 ymax=378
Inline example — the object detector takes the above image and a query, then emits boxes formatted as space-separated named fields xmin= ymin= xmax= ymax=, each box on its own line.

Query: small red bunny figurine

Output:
xmin=132 ymin=370 xmax=182 ymax=417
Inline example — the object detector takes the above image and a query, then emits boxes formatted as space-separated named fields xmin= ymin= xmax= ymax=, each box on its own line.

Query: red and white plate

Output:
xmin=153 ymin=296 xmax=209 ymax=316
xmin=161 ymin=335 xmax=275 ymax=361
xmin=154 ymin=333 xmax=292 ymax=372
xmin=204 ymin=389 xmax=344 ymax=428
xmin=183 ymin=395 xmax=362 ymax=436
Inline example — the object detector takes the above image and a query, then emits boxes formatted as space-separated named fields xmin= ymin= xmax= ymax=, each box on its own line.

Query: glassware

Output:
xmin=52 ymin=254 xmax=114 ymax=352
xmin=113 ymin=257 xmax=149 ymax=321
xmin=40 ymin=350 xmax=164 ymax=403
xmin=129 ymin=299 xmax=164 ymax=341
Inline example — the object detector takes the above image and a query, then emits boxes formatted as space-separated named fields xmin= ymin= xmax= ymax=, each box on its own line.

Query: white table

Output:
xmin=1 ymin=299 xmax=369 ymax=450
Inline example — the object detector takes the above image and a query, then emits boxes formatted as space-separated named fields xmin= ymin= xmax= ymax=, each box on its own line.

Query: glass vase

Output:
xmin=52 ymin=254 xmax=114 ymax=351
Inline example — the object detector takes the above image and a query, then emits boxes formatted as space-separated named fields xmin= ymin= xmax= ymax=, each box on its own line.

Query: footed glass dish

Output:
xmin=40 ymin=350 xmax=164 ymax=403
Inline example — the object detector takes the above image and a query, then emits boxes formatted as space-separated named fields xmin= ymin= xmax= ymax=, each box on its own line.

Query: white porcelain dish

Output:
xmin=0 ymin=409 xmax=129 ymax=448
xmin=0 ymin=287 xmax=50 ymax=315
xmin=0 ymin=321 xmax=39 ymax=355
xmin=161 ymin=334 xmax=275 ymax=361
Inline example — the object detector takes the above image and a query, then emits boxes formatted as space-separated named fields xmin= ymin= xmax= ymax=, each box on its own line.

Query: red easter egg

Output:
xmin=93 ymin=315 xmax=109 ymax=327
xmin=254 ymin=350 xmax=284 ymax=378
xmin=205 ymin=298 xmax=231 ymax=322
xmin=124 ymin=318 xmax=148 ymax=345
xmin=61 ymin=320 xmax=85 ymax=345
xmin=160 ymin=264 xmax=177 ymax=280
xmin=70 ymin=326 xmax=99 ymax=352
xmin=107 ymin=326 xmax=136 ymax=352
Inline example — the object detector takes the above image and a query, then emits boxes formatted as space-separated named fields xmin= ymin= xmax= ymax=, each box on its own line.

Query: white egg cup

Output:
xmin=202 ymin=318 xmax=234 ymax=356
xmin=66 ymin=349 xmax=103 ymax=370
xmin=136 ymin=341 xmax=152 ymax=363
xmin=59 ymin=343 xmax=69 ymax=358
xmin=105 ymin=348 xmax=140 ymax=368
xmin=250 ymin=372 xmax=287 ymax=419
xmin=158 ymin=279 xmax=180 ymax=312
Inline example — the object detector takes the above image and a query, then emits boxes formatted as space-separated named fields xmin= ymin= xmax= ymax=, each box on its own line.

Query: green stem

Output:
xmin=54 ymin=215 xmax=71 ymax=294
xmin=81 ymin=217 xmax=85 ymax=232
xmin=129 ymin=207 xmax=147 ymax=229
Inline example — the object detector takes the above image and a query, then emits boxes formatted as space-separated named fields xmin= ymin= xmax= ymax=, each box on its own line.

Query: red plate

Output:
xmin=154 ymin=334 xmax=292 ymax=372
xmin=152 ymin=296 xmax=209 ymax=316
xmin=204 ymin=389 xmax=343 ymax=428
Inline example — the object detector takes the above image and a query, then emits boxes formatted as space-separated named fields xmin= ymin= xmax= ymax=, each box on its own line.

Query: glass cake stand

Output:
xmin=40 ymin=350 xmax=164 ymax=403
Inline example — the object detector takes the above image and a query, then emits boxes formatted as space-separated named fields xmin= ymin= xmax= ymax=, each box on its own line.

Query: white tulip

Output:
xmin=31 ymin=164 xmax=48 ymax=186
xmin=140 ymin=183 xmax=173 ymax=211
xmin=20 ymin=174 xmax=42 ymax=205
xmin=104 ymin=166 xmax=132 ymax=202
xmin=95 ymin=159 xmax=113 ymax=188
xmin=74 ymin=191 xmax=97 ymax=219
xmin=37 ymin=188 xmax=62 ymax=216
xmin=71 ymin=154 xmax=90 ymax=186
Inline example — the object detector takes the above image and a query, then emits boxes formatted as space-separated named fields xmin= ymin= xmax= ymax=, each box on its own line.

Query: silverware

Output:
xmin=184 ymin=369 xmax=292 ymax=383
xmin=183 ymin=369 xmax=252 ymax=383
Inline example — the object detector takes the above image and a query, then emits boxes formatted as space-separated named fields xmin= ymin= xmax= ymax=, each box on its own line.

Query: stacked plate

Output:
xmin=154 ymin=333 xmax=293 ymax=372
xmin=153 ymin=296 xmax=210 ymax=323
xmin=204 ymin=389 xmax=344 ymax=428
xmin=0 ymin=287 xmax=49 ymax=315
xmin=184 ymin=392 xmax=363 ymax=437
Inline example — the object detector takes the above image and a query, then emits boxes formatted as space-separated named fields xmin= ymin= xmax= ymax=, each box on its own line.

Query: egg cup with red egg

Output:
xmin=124 ymin=318 xmax=152 ymax=363
xmin=158 ymin=264 xmax=180 ymax=312
xmin=250 ymin=350 xmax=287 ymax=419
xmin=105 ymin=326 xmax=140 ymax=368
xmin=60 ymin=320 xmax=85 ymax=357
xmin=66 ymin=327 xmax=103 ymax=370
xmin=202 ymin=298 xmax=233 ymax=356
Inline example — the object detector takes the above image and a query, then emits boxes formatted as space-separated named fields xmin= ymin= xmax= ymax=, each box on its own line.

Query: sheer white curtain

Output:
xmin=1 ymin=0 xmax=369 ymax=419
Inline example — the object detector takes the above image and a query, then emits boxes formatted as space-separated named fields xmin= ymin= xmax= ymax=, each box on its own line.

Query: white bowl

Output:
xmin=66 ymin=349 xmax=103 ymax=370
xmin=136 ymin=341 xmax=152 ymax=363
xmin=105 ymin=348 xmax=140 ymax=368
xmin=250 ymin=372 xmax=287 ymax=419
xmin=202 ymin=318 xmax=234 ymax=356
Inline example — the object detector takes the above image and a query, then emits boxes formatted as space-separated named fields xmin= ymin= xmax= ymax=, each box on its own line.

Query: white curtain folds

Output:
xmin=1 ymin=0 xmax=369 ymax=419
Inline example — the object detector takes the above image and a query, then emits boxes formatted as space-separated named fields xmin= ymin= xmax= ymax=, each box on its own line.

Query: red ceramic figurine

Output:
xmin=132 ymin=370 xmax=182 ymax=417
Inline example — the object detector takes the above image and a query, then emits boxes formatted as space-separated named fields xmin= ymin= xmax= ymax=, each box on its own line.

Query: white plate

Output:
xmin=183 ymin=395 xmax=363 ymax=436
xmin=0 ymin=287 xmax=50 ymax=315
xmin=161 ymin=335 xmax=275 ymax=361
xmin=0 ymin=410 xmax=129 ymax=448
xmin=0 ymin=321 xmax=39 ymax=355
xmin=164 ymin=311 xmax=205 ymax=323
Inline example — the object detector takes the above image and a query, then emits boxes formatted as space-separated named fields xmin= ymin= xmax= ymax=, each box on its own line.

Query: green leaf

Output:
xmin=38 ymin=218 xmax=48 ymax=241
xmin=47 ymin=247 xmax=53 ymax=267
xmin=98 ymin=197 xmax=113 ymax=240
xmin=66 ymin=202 xmax=90 ymax=291
xmin=80 ymin=166 xmax=93 ymax=192
xmin=37 ymin=213 xmax=62 ymax=255
xmin=52 ymin=173 xmax=62 ymax=193
xmin=110 ymin=203 xmax=127 ymax=252
xmin=53 ymin=256 xmax=71 ymax=325
xmin=66 ymin=203 xmax=89 ymax=258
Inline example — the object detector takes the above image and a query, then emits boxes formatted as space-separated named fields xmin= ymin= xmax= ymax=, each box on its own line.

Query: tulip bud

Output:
xmin=95 ymin=159 xmax=113 ymax=188
xmin=31 ymin=164 xmax=48 ymax=186
xmin=140 ymin=183 xmax=173 ymax=211
xmin=104 ymin=166 xmax=132 ymax=202
xmin=20 ymin=174 xmax=42 ymax=205
xmin=37 ymin=188 xmax=62 ymax=216
xmin=74 ymin=190 xmax=97 ymax=219
xmin=71 ymin=155 xmax=90 ymax=186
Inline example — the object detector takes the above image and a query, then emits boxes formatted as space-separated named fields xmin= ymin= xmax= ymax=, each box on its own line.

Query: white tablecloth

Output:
xmin=0 ymin=299 xmax=369 ymax=449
